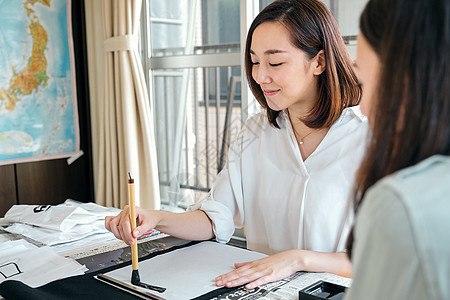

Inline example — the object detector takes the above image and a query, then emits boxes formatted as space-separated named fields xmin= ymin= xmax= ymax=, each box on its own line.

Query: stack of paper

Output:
xmin=0 ymin=239 xmax=87 ymax=288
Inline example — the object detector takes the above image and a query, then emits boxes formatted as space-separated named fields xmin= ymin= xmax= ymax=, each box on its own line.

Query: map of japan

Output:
xmin=0 ymin=0 xmax=50 ymax=112
xmin=0 ymin=0 xmax=78 ymax=164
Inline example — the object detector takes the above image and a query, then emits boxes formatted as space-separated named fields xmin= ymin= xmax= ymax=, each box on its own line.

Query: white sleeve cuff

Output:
xmin=188 ymin=200 xmax=235 ymax=244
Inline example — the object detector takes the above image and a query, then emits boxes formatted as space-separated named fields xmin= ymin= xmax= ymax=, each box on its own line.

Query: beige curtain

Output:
xmin=84 ymin=0 xmax=160 ymax=209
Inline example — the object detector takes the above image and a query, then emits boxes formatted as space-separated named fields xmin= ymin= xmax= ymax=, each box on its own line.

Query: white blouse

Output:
xmin=189 ymin=106 xmax=369 ymax=255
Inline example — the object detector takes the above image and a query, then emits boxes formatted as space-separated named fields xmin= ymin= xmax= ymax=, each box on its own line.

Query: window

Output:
xmin=141 ymin=0 xmax=255 ymax=211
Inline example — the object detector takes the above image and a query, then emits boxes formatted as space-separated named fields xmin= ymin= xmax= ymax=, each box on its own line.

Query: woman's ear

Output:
xmin=312 ymin=50 xmax=326 ymax=75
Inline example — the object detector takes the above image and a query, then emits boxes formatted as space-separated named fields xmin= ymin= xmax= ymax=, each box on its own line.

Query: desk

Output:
xmin=0 ymin=224 xmax=350 ymax=299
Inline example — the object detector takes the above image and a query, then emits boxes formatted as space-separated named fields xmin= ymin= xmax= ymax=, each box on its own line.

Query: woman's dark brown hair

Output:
xmin=346 ymin=0 xmax=450 ymax=258
xmin=244 ymin=0 xmax=360 ymax=128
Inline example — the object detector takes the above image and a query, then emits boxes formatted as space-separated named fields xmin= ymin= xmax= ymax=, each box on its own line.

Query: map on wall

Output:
xmin=0 ymin=0 xmax=79 ymax=166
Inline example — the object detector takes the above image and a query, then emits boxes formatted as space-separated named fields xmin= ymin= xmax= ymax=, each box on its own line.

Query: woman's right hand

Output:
xmin=106 ymin=207 xmax=215 ymax=244
xmin=105 ymin=205 xmax=158 ymax=246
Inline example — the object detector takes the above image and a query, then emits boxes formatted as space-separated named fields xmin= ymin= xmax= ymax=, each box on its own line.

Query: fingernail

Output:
xmin=246 ymin=284 xmax=253 ymax=289
xmin=134 ymin=230 xmax=140 ymax=236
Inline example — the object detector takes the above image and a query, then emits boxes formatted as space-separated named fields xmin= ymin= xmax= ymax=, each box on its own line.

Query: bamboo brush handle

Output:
xmin=128 ymin=175 xmax=138 ymax=271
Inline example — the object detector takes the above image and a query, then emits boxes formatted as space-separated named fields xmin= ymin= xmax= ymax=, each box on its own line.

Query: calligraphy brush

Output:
xmin=128 ymin=172 xmax=140 ymax=285
xmin=128 ymin=173 xmax=166 ymax=293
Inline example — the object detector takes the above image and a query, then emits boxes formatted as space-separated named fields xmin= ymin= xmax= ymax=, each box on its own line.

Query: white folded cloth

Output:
xmin=4 ymin=199 xmax=120 ymax=232
xmin=3 ymin=199 xmax=121 ymax=246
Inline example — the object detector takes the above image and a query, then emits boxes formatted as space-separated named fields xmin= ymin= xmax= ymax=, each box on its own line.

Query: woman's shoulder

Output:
xmin=357 ymin=155 xmax=450 ymax=299
xmin=362 ymin=157 xmax=450 ymax=225
xmin=241 ymin=110 xmax=288 ymax=135
xmin=359 ymin=156 xmax=450 ymax=225
xmin=335 ymin=105 xmax=367 ymax=127
xmin=229 ymin=110 xmax=287 ymax=153
xmin=319 ymin=105 xmax=368 ymax=148
xmin=244 ymin=110 xmax=270 ymax=130
xmin=359 ymin=155 xmax=450 ymax=251
xmin=371 ymin=155 xmax=450 ymax=203
xmin=325 ymin=106 xmax=369 ymax=141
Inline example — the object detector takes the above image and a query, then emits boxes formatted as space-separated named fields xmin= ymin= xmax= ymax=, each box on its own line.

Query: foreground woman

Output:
xmin=346 ymin=0 xmax=450 ymax=299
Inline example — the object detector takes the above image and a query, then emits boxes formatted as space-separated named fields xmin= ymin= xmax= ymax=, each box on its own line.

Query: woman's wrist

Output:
xmin=289 ymin=250 xmax=350 ymax=275
xmin=290 ymin=249 xmax=308 ymax=272
xmin=152 ymin=210 xmax=170 ymax=231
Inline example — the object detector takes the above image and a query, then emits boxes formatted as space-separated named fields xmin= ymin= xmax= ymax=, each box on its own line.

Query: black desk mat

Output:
xmin=0 ymin=239 xmax=242 ymax=300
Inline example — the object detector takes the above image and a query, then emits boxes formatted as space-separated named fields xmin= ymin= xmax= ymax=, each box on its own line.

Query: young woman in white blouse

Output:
xmin=106 ymin=0 xmax=368 ymax=290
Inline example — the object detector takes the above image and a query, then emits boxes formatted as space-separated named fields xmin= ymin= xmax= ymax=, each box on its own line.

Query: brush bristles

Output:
xmin=131 ymin=269 xmax=140 ymax=285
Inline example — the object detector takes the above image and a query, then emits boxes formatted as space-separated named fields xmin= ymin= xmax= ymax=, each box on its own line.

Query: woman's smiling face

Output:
xmin=250 ymin=21 xmax=323 ymax=112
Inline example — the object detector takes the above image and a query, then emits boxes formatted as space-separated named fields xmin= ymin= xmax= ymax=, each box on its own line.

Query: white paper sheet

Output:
xmin=0 ymin=233 xmax=14 ymax=243
xmin=103 ymin=241 xmax=267 ymax=299
xmin=0 ymin=239 xmax=38 ymax=257
xmin=51 ymin=231 xmax=119 ymax=256
xmin=0 ymin=240 xmax=87 ymax=288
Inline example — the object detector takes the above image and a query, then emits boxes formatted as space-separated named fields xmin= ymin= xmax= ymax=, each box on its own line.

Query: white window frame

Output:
xmin=141 ymin=0 xmax=260 ymax=125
